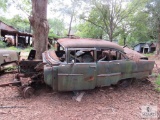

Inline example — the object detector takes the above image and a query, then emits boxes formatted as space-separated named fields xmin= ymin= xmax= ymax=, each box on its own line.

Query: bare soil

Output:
xmin=0 ymin=57 xmax=160 ymax=120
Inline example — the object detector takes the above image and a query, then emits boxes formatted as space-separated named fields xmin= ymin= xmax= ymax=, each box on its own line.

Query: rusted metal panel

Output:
xmin=58 ymin=38 xmax=124 ymax=52
xmin=123 ymin=47 xmax=148 ymax=60
xmin=96 ymin=60 xmax=155 ymax=87
xmin=44 ymin=65 xmax=53 ymax=87
xmin=44 ymin=65 xmax=59 ymax=90
xmin=57 ymin=63 xmax=96 ymax=91
xmin=0 ymin=50 xmax=19 ymax=66
xmin=135 ymin=60 xmax=155 ymax=72
xmin=19 ymin=60 xmax=42 ymax=76
xmin=43 ymin=51 xmax=60 ymax=65
xmin=97 ymin=61 xmax=121 ymax=87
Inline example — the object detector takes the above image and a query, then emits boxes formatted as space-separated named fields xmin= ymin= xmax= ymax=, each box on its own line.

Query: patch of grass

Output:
xmin=155 ymin=75 xmax=160 ymax=86
xmin=7 ymin=46 xmax=19 ymax=51
xmin=144 ymin=53 xmax=154 ymax=57
xmin=3 ymin=46 xmax=33 ymax=52
xmin=4 ymin=65 xmax=18 ymax=72
xmin=21 ymin=47 xmax=33 ymax=52
xmin=155 ymin=87 xmax=160 ymax=92
xmin=155 ymin=75 xmax=160 ymax=92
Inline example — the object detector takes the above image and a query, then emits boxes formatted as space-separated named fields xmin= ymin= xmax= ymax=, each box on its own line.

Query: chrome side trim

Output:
xmin=98 ymin=72 xmax=121 ymax=77
xmin=58 ymin=74 xmax=83 ymax=76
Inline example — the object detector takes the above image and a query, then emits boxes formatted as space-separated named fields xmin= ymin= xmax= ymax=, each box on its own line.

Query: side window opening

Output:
xmin=97 ymin=49 xmax=126 ymax=61
xmin=55 ymin=43 xmax=65 ymax=62
xmin=97 ymin=49 xmax=112 ymax=61
xmin=81 ymin=51 xmax=94 ymax=62
xmin=68 ymin=49 xmax=95 ymax=63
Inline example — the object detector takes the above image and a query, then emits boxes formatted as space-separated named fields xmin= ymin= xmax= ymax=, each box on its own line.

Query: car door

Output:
xmin=96 ymin=49 xmax=136 ymax=87
xmin=58 ymin=48 xmax=97 ymax=91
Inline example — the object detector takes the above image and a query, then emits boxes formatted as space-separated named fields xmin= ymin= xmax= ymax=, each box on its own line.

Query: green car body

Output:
xmin=43 ymin=38 xmax=155 ymax=91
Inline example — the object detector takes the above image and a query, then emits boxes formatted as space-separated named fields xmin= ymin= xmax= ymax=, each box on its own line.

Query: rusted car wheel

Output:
xmin=22 ymin=86 xmax=34 ymax=98
xmin=118 ymin=79 xmax=133 ymax=88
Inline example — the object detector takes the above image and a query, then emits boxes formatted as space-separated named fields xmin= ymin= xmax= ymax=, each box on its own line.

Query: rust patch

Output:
xmin=86 ymin=76 xmax=94 ymax=81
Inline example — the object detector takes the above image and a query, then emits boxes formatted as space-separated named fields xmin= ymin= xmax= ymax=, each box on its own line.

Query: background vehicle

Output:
xmin=0 ymin=49 xmax=19 ymax=71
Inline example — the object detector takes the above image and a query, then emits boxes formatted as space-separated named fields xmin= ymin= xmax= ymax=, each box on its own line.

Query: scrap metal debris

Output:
xmin=72 ymin=92 xmax=85 ymax=102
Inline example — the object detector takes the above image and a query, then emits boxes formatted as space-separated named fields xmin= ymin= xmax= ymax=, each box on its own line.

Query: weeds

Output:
xmin=2 ymin=46 xmax=33 ymax=52
xmin=23 ymin=47 xmax=33 ymax=52
xmin=0 ymin=41 xmax=6 ymax=48
xmin=155 ymin=75 xmax=160 ymax=92
xmin=144 ymin=53 xmax=154 ymax=57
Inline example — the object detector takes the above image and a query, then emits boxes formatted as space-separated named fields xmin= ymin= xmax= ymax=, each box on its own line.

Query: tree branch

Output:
xmin=81 ymin=17 xmax=106 ymax=31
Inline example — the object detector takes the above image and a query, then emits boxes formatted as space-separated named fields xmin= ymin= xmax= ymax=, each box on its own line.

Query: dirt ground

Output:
xmin=0 ymin=57 xmax=160 ymax=120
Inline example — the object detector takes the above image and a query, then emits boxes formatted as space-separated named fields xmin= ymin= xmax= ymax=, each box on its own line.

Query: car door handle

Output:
xmin=116 ymin=63 xmax=120 ymax=65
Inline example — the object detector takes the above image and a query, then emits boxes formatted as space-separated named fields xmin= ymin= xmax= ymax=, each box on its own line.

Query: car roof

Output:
xmin=57 ymin=38 xmax=124 ymax=52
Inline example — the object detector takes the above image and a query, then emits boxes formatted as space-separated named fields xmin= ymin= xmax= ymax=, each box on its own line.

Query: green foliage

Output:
xmin=50 ymin=0 xmax=87 ymax=35
xmin=4 ymin=65 xmax=18 ymax=72
xmin=0 ymin=15 xmax=30 ymax=33
xmin=118 ymin=38 xmax=125 ymax=46
xmin=124 ymin=0 xmax=160 ymax=48
xmin=0 ymin=0 xmax=7 ymax=11
xmin=78 ymin=6 xmax=108 ymax=39
xmin=146 ymin=0 xmax=160 ymax=39
xmin=0 ymin=40 xmax=6 ymax=48
xmin=155 ymin=75 xmax=160 ymax=92
xmin=155 ymin=75 xmax=160 ymax=85
xmin=76 ymin=0 xmax=159 ymax=47
xmin=48 ymin=31 xmax=60 ymax=39
xmin=48 ymin=18 xmax=65 ymax=38
xmin=9 ymin=0 xmax=31 ymax=16
xmin=81 ymin=0 xmax=135 ymax=41
xmin=117 ymin=0 xmax=151 ymax=46
xmin=9 ymin=15 xmax=30 ymax=32
xmin=0 ymin=0 xmax=159 ymax=48
xmin=75 ymin=22 xmax=103 ymax=39
xmin=129 ymin=12 xmax=150 ymax=40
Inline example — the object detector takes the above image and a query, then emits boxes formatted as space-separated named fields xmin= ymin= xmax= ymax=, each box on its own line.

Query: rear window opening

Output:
xmin=97 ymin=49 xmax=127 ymax=61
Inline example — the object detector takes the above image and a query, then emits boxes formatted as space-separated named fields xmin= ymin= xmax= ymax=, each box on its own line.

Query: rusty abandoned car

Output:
xmin=0 ymin=49 xmax=19 ymax=71
xmin=0 ymin=38 xmax=155 ymax=98
xmin=42 ymin=38 xmax=155 ymax=91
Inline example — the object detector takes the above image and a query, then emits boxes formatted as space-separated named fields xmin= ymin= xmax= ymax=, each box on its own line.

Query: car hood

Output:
xmin=42 ymin=50 xmax=61 ymax=65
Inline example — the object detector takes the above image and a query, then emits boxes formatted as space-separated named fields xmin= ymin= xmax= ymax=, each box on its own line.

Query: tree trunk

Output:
xmin=29 ymin=0 xmax=49 ymax=59
xmin=156 ymin=19 xmax=160 ymax=56
xmin=109 ymin=31 xmax=113 ymax=42
xmin=123 ymin=37 xmax=126 ymax=46
xmin=156 ymin=31 xmax=160 ymax=55
xmin=68 ymin=13 xmax=74 ymax=36
xmin=109 ymin=15 xmax=113 ymax=42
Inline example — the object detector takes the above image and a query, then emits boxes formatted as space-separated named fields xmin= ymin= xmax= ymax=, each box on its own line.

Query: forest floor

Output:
xmin=0 ymin=55 xmax=160 ymax=120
